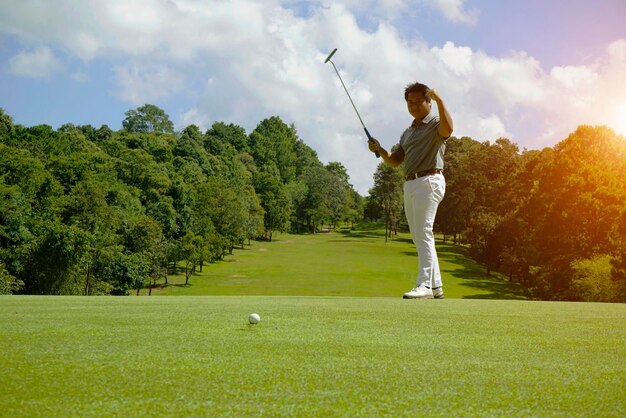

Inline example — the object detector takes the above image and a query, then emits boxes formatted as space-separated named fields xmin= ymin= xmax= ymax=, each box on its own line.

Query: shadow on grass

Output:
xmin=436 ymin=242 xmax=526 ymax=300
xmin=336 ymin=227 xmax=415 ymax=243
xmin=337 ymin=230 xmax=384 ymax=240
xmin=327 ymin=225 xmax=526 ymax=300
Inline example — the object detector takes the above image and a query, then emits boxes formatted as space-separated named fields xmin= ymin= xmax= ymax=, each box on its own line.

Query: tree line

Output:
xmin=2 ymin=103 xmax=625 ymax=302
xmin=0 ymin=105 xmax=363 ymax=295
xmin=367 ymin=127 xmax=626 ymax=302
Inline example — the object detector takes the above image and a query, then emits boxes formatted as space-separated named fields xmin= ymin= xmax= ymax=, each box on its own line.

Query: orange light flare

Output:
xmin=610 ymin=103 xmax=626 ymax=137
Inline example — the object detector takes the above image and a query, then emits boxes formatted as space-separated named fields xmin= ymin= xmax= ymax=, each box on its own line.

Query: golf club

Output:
xmin=324 ymin=48 xmax=380 ymax=158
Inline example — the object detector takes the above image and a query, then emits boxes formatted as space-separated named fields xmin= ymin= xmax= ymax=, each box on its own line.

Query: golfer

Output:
xmin=368 ymin=82 xmax=453 ymax=299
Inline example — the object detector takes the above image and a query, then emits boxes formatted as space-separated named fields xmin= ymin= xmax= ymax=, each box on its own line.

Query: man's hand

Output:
xmin=368 ymin=137 xmax=381 ymax=154
xmin=427 ymin=88 xmax=453 ymax=138
xmin=427 ymin=88 xmax=441 ymax=103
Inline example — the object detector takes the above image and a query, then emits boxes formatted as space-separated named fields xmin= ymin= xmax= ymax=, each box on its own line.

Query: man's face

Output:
xmin=406 ymin=91 xmax=431 ymax=122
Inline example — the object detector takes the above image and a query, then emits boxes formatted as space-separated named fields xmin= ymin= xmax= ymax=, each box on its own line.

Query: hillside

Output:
xmin=148 ymin=224 xmax=525 ymax=299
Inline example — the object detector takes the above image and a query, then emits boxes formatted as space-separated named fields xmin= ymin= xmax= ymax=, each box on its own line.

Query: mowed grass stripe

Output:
xmin=1 ymin=296 xmax=624 ymax=416
xmin=154 ymin=225 xmax=524 ymax=299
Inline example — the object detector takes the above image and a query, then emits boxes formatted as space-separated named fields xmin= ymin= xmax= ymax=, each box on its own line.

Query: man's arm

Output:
xmin=368 ymin=138 xmax=404 ymax=167
xmin=428 ymin=89 xmax=453 ymax=139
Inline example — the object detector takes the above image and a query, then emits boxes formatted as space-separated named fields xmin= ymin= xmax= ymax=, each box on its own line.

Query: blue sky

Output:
xmin=1 ymin=0 xmax=625 ymax=194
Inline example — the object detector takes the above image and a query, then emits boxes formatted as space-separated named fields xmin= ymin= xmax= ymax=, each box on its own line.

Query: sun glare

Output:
xmin=611 ymin=103 xmax=626 ymax=136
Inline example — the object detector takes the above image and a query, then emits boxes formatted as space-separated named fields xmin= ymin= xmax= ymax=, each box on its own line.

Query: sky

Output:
xmin=1 ymin=0 xmax=625 ymax=194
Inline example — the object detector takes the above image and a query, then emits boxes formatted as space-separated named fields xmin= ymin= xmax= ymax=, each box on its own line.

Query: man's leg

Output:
xmin=403 ymin=174 xmax=445 ymax=288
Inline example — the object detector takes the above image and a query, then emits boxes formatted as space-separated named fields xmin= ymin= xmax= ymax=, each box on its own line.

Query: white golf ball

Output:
xmin=248 ymin=313 xmax=260 ymax=324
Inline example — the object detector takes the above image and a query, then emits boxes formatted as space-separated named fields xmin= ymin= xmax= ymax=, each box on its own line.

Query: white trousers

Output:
xmin=403 ymin=173 xmax=445 ymax=288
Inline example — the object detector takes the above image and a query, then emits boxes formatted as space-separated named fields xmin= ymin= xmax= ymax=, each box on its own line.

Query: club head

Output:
xmin=324 ymin=48 xmax=337 ymax=63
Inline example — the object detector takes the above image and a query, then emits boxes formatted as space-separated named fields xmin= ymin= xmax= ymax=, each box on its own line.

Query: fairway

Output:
xmin=2 ymin=296 xmax=625 ymax=417
xmin=152 ymin=226 xmax=525 ymax=299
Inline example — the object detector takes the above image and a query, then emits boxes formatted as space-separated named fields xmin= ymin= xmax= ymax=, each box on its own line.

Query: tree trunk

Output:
xmin=84 ymin=262 xmax=91 ymax=296
xmin=185 ymin=261 xmax=192 ymax=285
xmin=385 ymin=219 xmax=389 ymax=243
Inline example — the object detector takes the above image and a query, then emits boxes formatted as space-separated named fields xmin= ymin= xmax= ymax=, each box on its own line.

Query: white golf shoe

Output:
xmin=402 ymin=284 xmax=433 ymax=299
xmin=432 ymin=287 xmax=444 ymax=299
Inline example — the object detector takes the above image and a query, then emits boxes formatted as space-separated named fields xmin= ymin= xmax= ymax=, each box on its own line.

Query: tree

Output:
xmin=0 ymin=262 xmax=23 ymax=294
xmin=516 ymin=126 xmax=626 ymax=299
xmin=123 ymin=215 xmax=166 ymax=294
xmin=326 ymin=162 xmax=362 ymax=228
xmin=436 ymin=136 xmax=478 ymax=242
xmin=0 ymin=108 xmax=14 ymax=138
xmin=569 ymin=255 xmax=618 ymax=302
xmin=299 ymin=166 xmax=335 ymax=232
xmin=205 ymin=122 xmax=249 ymax=154
xmin=294 ymin=138 xmax=322 ymax=177
xmin=242 ymin=186 xmax=265 ymax=245
xmin=250 ymin=117 xmax=297 ymax=183
xmin=196 ymin=177 xmax=247 ymax=254
xmin=25 ymin=222 xmax=88 ymax=294
xmin=182 ymin=231 xmax=203 ymax=284
xmin=253 ymin=167 xmax=291 ymax=240
xmin=370 ymin=163 xmax=403 ymax=242
xmin=122 ymin=104 xmax=175 ymax=134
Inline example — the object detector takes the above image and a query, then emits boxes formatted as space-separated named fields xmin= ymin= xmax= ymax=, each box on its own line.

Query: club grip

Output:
xmin=364 ymin=128 xmax=380 ymax=158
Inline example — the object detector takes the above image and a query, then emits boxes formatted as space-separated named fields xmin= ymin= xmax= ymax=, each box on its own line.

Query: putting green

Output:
xmin=1 ymin=296 xmax=624 ymax=416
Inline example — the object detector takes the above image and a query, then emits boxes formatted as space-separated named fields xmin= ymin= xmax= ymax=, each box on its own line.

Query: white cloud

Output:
xmin=8 ymin=46 xmax=62 ymax=78
xmin=1 ymin=1 xmax=625 ymax=193
xmin=432 ymin=0 xmax=479 ymax=25
xmin=432 ymin=41 xmax=473 ymax=76
xmin=180 ymin=106 xmax=213 ymax=129
xmin=113 ymin=64 xmax=185 ymax=105
xmin=550 ymin=65 xmax=599 ymax=89
xmin=607 ymin=39 xmax=626 ymax=66
xmin=477 ymin=114 xmax=507 ymax=139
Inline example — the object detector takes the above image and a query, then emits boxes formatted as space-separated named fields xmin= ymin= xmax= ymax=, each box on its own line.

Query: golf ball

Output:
xmin=248 ymin=313 xmax=260 ymax=324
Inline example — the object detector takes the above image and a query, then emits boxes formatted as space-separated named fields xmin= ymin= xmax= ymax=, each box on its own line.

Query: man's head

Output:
xmin=404 ymin=82 xmax=430 ymax=102
xmin=404 ymin=82 xmax=431 ymax=122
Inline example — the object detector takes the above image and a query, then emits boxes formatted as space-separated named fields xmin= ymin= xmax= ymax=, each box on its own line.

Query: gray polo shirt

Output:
xmin=399 ymin=112 xmax=447 ymax=177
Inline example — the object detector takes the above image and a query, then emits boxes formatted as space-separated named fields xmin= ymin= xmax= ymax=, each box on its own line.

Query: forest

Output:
xmin=1 ymin=105 xmax=625 ymax=301
xmin=369 ymin=126 xmax=626 ymax=302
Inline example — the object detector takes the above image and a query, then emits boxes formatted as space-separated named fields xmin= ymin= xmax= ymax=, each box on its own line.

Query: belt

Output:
xmin=405 ymin=168 xmax=442 ymax=181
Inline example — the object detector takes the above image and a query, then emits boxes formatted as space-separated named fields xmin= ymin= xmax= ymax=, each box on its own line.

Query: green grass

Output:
xmin=1 ymin=296 xmax=625 ymax=416
xmin=151 ymin=225 xmax=525 ymax=299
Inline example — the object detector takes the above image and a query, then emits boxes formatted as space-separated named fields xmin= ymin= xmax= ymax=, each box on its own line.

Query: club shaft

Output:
xmin=329 ymin=61 xmax=368 ymax=132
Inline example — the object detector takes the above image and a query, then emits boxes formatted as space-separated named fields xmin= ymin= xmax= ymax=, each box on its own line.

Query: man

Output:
xmin=368 ymin=82 xmax=453 ymax=299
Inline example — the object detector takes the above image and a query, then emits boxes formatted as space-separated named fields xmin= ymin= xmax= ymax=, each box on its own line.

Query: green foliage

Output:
xmin=122 ymin=104 xmax=174 ymax=134
xmin=7 ymin=102 xmax=622 ymax=302
xmin=569 ymin=255 xmax=620 ymax=302
xmin=253 ymin=168 xmax=291 ymax=240
xmin=439 ymin=127 xmax=626 ymax=301
xmin=182 ymin=231 xmax=204 ymax=284
xmin=0 ymin=106 xmax=360 ymax=294
xmin=25 ymin=222 xmax=88 ymax=294
xmin=205 ymin=121 xmax=248 ymax=154
xmin=250 ymin=117 xmax=298 ymax=183
xmin=0 ymin=262 xmax=22 ymax=294
xmin=370 ymin=162 xmax=403 ymax=241
xmin=0 ymin=108 xmax=14 ymax=138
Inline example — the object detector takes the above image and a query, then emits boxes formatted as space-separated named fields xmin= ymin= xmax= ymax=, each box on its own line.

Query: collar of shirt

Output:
xmin=411 ymin=112 xmax=436 ymax=128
